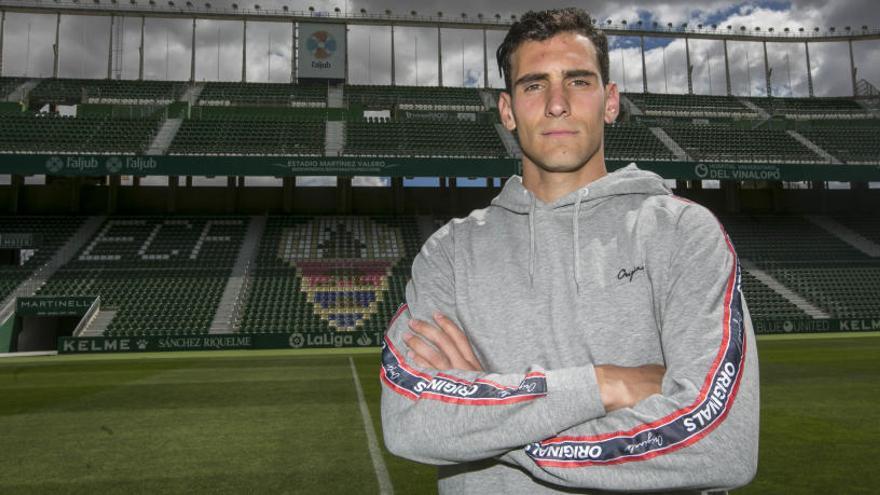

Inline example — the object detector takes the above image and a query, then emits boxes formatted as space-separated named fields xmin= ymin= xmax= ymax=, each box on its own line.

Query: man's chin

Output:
xmin=527 ymin=156 xmax=590 ymax=174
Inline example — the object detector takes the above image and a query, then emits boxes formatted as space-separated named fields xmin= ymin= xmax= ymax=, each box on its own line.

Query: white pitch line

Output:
xmin=349 ymin=356 xmax=394 ymax=495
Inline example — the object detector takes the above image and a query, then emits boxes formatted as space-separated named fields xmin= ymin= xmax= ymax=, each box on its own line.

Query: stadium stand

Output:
xmin=624 ymin=93 xmax=757 ymax=117
xmin=167 ymin=117 xmax=325 ymax=156
xmin=739 ymin=271 xmax=810 ymax=319
xmin=661 ymin=121 xmax=822 ymax=163
xmin=35 ymin=217 xmax=247 ymax=336
xmin=197 ymin=82 xmax=326 ymax=107
xmin=344 ymin=117 xmax=506 ymax=157
xmin=0 ymin=113 xmax=161 ymax=154
xmin=795 ymin=119 xmax=880 ymax=164
xmin=721 ymin=214 xmax=880 ymax=319
xmin=239 ymin=216 xmax=419 ymax=334
xmin=3 ymin=78 xmax=880 ymax=337
xmin=345 ymin=85 xmax=485 ymax=110
xmin=0 ymin=216 xmax=85 ymax=303
xmin=28 ymin=78 xmax=188 ymax=104
xmin=746 ymin=96 xmax=872 ymax=118
xmin=605 ymin=122 xmax=677 ymax=161
xmin=767 ymin=265 xmax=880 ymax=318
xmin=721 ymin=214 xmax=870 ymax=263
xmin=0 ymin=77 xmax=29 ymax=99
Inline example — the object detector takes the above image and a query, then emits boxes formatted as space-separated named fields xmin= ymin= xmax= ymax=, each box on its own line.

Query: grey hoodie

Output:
xmin=380 ymin=164 xmax=759 ymax=494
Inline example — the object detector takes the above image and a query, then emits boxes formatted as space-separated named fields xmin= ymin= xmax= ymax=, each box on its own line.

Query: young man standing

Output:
xmin=380 ymin=8 xmax=759 ymax=494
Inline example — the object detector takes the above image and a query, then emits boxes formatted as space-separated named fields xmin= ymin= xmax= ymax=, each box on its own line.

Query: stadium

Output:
xmin=0 ymin=0 xmax=878 ymax=493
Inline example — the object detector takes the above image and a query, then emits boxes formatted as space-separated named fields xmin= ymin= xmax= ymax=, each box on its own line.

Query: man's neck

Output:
xmin=522 ymin=159 xmax=608 ymax=204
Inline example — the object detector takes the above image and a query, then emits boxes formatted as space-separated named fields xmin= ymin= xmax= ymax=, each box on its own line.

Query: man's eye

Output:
xmin=572 ymin=79 xmax=591 ymax=87
xmin=524 ymin=83 xmax=542 ymax=92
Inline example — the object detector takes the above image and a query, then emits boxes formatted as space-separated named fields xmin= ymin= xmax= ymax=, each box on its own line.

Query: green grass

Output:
xmin=0 ymin=334 xmax=878 ymax=494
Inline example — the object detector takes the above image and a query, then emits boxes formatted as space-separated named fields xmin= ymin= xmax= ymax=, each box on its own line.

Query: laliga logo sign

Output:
xmin=694 ymin=163 xmax=709 ymax=178
xmin=289 ymin=333 xmax=305 ymax=348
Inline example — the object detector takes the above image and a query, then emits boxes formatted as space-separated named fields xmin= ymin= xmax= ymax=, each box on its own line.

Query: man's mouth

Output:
xmin=542 ymin=130 xmax=579 ymax=137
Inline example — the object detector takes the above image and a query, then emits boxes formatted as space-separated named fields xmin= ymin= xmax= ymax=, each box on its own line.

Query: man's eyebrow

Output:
xmin=564 ymin=69 xmax=599 ymax=79
xmin=513 ymin=72 xmax=549 ymax=87
xmin=513 ymin=70 xmax=600 ymax=88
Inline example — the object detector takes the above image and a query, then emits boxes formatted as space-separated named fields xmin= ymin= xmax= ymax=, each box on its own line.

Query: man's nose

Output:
xmin=545 ymin=84 xmax=570 ymax=118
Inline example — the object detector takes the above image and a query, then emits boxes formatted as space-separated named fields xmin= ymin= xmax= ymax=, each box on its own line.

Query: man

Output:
xmin=380 ymin=8 xmax=759 ymax=494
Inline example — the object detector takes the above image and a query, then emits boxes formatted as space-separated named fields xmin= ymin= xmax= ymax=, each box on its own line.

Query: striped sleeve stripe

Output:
xmin=380 ymin=307 xmax=549 ymax=406
xmin=526 ymin=226 xmax=747 ymax=467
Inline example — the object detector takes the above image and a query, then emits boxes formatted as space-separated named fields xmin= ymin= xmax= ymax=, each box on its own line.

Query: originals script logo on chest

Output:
xmin=617 ymin=265 xmax=645 ymax=283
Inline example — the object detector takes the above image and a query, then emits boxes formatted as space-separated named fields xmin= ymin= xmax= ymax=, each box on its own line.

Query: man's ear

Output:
xmin=498 ymin=91 xmax=516 ymax=131
xmin=604 ymin=81 xmax=620 ymax=124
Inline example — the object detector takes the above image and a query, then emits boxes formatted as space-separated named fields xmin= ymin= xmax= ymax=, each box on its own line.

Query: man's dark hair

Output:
xmin=496 ymin=8 xmax=609 ymax=94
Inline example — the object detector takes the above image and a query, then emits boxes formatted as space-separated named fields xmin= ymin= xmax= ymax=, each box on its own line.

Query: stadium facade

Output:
xmin=1 ymin=3 xmax=879 ymax=354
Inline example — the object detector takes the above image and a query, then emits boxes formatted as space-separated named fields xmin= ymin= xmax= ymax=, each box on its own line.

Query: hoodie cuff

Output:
xmin=544 ymin=365 xmax=606 ymax=431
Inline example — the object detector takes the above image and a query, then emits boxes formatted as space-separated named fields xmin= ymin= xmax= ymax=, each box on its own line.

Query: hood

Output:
xmin=489 ymin=163 xmax=672 ymax=293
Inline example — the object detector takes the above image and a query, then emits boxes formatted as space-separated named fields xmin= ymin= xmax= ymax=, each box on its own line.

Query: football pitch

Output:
xmin=1 ymin=334 xmax=878 ymax=494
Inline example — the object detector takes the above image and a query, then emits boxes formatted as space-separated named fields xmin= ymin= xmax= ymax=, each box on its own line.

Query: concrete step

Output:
xmin=741 ymin=260 xmax=830 ymax=319
xmin=619 ymin=94 xmax=642 ymax=116
xmin=180 ymin=83 xmax=204 ymax=103
xmin=325 ymin=121 xmax=345 ymax=157
xmin=210 ymin=216 xmax=267 ymax=334
xmin=328 ymin=85 xmax=344 ymax=108
xmin=806 ymin=215 xmax=880 ymax=257
xmin=6 ymin=79 xmax=40 ymax=102
xmin=145 ymin=118 xmax=183 ymax=156
xmin=738 ymin=99 xmax=770 ymax=119
xmin=649 ymin=127 xmax=690 ymax=161
xmin=479 ymin=89 xmax=498 ymax=110
xmin=494 ymin=123 xmax=521 ymax=159
xmin=786 ymin=130 xmax=840 ymax=164
xmin=80 ymin=310 xmax=116 ymax=337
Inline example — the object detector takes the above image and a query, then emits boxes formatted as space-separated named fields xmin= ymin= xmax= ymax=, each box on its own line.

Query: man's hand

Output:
xmin=595 ymin=364 xmax=666 ymax=412
xmin=404 ymin=312 xmax=483 ymax=371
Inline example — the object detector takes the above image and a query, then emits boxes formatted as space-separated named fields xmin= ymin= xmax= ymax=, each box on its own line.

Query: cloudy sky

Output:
xmin=2 ymin=0 xmax=879 ymax=97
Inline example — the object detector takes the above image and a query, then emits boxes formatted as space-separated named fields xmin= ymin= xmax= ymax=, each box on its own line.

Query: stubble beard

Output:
xmin=520 ymin=138 xmax=603 ymax=176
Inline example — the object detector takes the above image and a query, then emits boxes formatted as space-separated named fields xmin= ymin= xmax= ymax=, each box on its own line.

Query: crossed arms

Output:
xmin=405 ymin=311 xmax=666 ymax=414
xmin=379 ymin=206 xmax=759 ymax=491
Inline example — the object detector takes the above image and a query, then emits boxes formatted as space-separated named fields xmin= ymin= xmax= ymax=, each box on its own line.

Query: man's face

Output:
xmin=498 ymin=32 xmax=619 ymax=175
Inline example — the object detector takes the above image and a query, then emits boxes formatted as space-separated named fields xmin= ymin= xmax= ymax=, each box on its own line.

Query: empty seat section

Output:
xmin=605 ymin=122 xmax=676 ymax=161
xmin=344 ymin=118 xmax=506 ymax=158
xmin=745 ymin=96 xmax=870 ymax=118
xmin=625 ymin=93 xmax=755 ymax=117
xmin=796 ymin=120 xmax=880 ymax=164
xmin=0 ymin=216 xmax=85 ymax=302
xmin=29 ymin=78 xmax=188 ymax=104
xmin=0 ymin=113 xmax=161 ymax=154
xmin=198 ymin=82 xmax=326 ymax=107
xmin=346 ymin=85 xmax=484 ymax=110
xmin=721 ymin=214 xmax=880 ymax=319
xmin=35 ymin=217 xmax=247 ymax=336
xmin=662 ymin=122 xmax=820 ymax=163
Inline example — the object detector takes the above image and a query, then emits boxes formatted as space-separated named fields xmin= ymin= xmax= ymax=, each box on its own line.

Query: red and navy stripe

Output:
xmin=526 ymin=229 xmax=746 ymax=467
xmin=380 ymin=304 xmax=548 ymax=406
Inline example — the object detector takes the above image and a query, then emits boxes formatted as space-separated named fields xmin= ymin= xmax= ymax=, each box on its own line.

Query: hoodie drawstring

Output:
xmin=528 ymin=194 xmax=536 ymax=288
xmin=527 ymin=188 xmax=588 ymax=292
xmin=573 ymin=188 xmax=587 ymax=294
